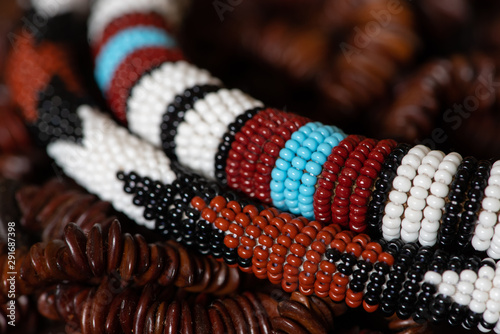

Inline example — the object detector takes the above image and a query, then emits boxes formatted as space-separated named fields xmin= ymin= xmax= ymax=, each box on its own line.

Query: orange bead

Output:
xmin=345 ymin=242 xmax=363 ymax=257
xmin=316 ymin=230 xmax=334 ymax=245
xmin=311 ymin=240 xmax=326 ymax=254
xmin=229 ymin=223 xmax=244 ymax=237
xmin=253 ymin=216 xmax=268 ymax=229
xmin=267 ymin=207 xmax=280 ymax=217
xmin=201 ymin=208 xmax=217 ymax=223
xmin=221 ymin=208 xmax=236 ymax=221
xmin=295 ymin=233 xmax=312 ymax=247
xmin=237 ymin=246 xmax=253 ymax=259
xmin=333 ymin=273 xmax=349 ymax=286
xmin=269 ymin=273 xmax=283 ymax=285
xmin=210 ymin=196 xmax=227 ymax=212
xmin=319 ymin=260 xmax=336 ymax=274
xmin=315 ymin=289 xmax=329 ymax=299
xmin=258 ymin=235 xmax=273 ymax=248
xmin=329 ymin=283 xmax=346 ymax=295
xmin=245 ymin=225 xmax=261 ymax=238
xmin=235 ymin=212 xmax=251 ymax=227
xmin=260 ymin=209 xmax=275 ymax=221
xmin=314 ymin=280 xmax=330 ymax=293
xmin=282 ymin=280 xmax=298 ymax=293
xmin=240 ymin=236 xmax=256 ymax=248
xmin=335 ymin=231 xmax=353 ymax=244
xmin=299 ymin=271 xmax=315 ymax=287
xmin=316 ymin=271 xmax=332 ymax=284
xmin=277 ymin=235 xmax=292 ymax=248
xmin=278 ymin=212 xmax=294 ymax=224
xmin=330 ymin=292 xmax=345 ymax=302
xmin=286 ymin=254 xmax=303 ymax=268
xmin=306 ymin=250 xmax=321 ymax=264
xmin=264 ymin=225 xmax=279 ymax=239
xmin=301 ymin=226 xmax=318 ymax=239
xmin=366 ymin=242 xmax=382 ymax=254
xmin=224 ymin=235 xmax=239 ymax=249
xmin=270 ymin=217 xmax=286 ymax=230
xmin=299 ymin=286 xmax=314 ymax=296
xmin=270 ymin=253 xmax=285 ymax=264
xmin=345 ymin=298 xmax=362 ymax=308
xmin=227 ymin=200 xmax=241 ymax=214
xmin=378 ymin=252 xmax=394 ymax=266
xmin=284 ymin=263 xmax=300 ymax=276
xmin=363 ymin=301 xmax=379 ymax=313
xmin=361 ymin=250 xmax=378 ymax=263
xmin=190 ymin=196 xmax=206 ymax=210
xmin=290 ymin=243 xmax=306 ymax=257
xmin=290 ymin=218 xmax=305 ymax=230
xmin=253 ymin=246 xmax=269 ymax=261
xmin=253 ymin=266 xmax=267 ymax=279
xmin=352 ymin=234 xmax=370 ymax=247
xmin=272 ymin=244 xmax=287 ymax=257
xmin=214 ymin=217 xmax=230 ymax=231
xmin=243 ymin=205 xmax=259 ymax=218
xmin=302 ymin=260 xmax=318 ymax=274
xmin=330 ymin=239 xmax=346 ymax=252
xmin=282 ymin=223 xmax=299 ymax=238
xmin=308 ymin=220 xmax=323 ymax=232
xmin=346 ymin=289 xmax=363 ymax=301
xmin=267 ymin=262 xmax=283 ymax=275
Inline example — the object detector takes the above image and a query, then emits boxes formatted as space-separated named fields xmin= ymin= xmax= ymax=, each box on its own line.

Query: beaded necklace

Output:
xmin=6 ymin=1 xmax=500 ymax=332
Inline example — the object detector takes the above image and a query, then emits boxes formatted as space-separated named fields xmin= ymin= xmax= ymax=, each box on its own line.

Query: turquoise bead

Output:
xmin=305 ymin=161 xmax=322 ymax=176
xmin=298 ymin=194 xmax=313 ymax=204
xmin=309 ymin=131 xmax=325 ymax=144
xmin=291 ymin=156 xmax=306 ymax=170
xmin=285 ymin=178 xmax=301 ymax=191
xmin=287 ymin=168 xmax=302 ymax=181
xmin=270 ymin=180 xmax=285 ymax=192
xmin=303 ymin=138 xmax=318 ymax=151
xmin=291 ymin=131 xmax=307 ymax=144
xmin=275 ymin=158 xmax=291 ymax=171
xmin=285 ymin=139 xmax=300 ymax=153
xmin=271 ymin=168 xmax=286 ymax=181
xmin=296 ymin=147 xmax=311 ymax=161
xmin=271 ymin=191 xmax=285 ymax=201
xmin=279 ymin=147 xmax=295 ymax=161
xmin=301 ymin=173 xmax=317 ymax=186
xmin=284 ymin=189 xmax=298 ymax=200
xmin=311 ymin=151 xmax=327 ymax=165
xmin=299 ymin=184 xmax=315 ymax=196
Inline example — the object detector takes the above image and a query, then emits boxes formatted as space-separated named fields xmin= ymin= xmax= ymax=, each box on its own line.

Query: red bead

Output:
xmin=214 ymin=217 xmax=230 ymax=231
xmin=258 ymin=235 xmax=273 ymax=248
xmin=229 ymin=224 xmax=244 ymax=237
xmin=290 ymin=243 xmax=306 ymax=257
xmin=224 ymin=235 xmax=239 ymax=249
xmin=286 ymin=255 xmax=302 ymax=268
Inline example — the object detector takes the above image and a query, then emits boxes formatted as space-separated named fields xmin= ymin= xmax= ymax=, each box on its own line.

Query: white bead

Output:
xmin=491 ymin=175 xmax=500 ymax=187
xmin=443 ymin=152 xmax=462 ymax=165
xmin=418 ymin=237 xmax=436 ymax=247
xmin=484 ymin=198 xmax=500 ymax=212
xmin=434 ymin=170 xmax=453 ymax=184
xmin=473 ymin=236 xmax=492 ymax=251
xmin=400 ymin=229 xmax=418 ymax=242
xmin=389 ymin=190 xmax=407 ymax=205
xmin=473 ymin=290 xmax=490 ymax=303
xmin=410 ymin=186 xmax=428 ymax=199
xmin=457 ymin=281 xmax=474 ymax=294
xmin=402 ymin=219 xmax=420 ymax=233
xmin=392 ymin=176 xmax=412 ymax=192
xmin=461 ymin=269 xmax=478 ymax=282
xmin=430 ymin=181 xmax=449 ymax=198
xmin=413 ymin=175 xmax=432 ymax=189
xmin=424 ymin=271 xmax=442 ymax=284
xmin=491 ymin=288 xmax=500 ymax=301
xmin=417 ymin=164 xmax=436 ymax=178
xmin=407 ymin=196 xmax=426 ymax=210
xmin=470 ymin=300 xmax=486 ymax=313
xmin=438 ymin=282 xmax=455 ymax=296
xmin=423 ymin=206 xmax=442 ymax=221
xmin=396 ymin=164 xmax=416 ymax=180
xmin=479 ymin=211 xmax=498 ymax=227
xmin=385 ymin=202 xmax=404 ymax=218
xmin=479 ymin=266 xmax=496 ymax=280
xmin=438 ymin=160 xmax=459 ymax=174
xmin=494 ymin=277 xmax=500 ymax=288
xmin=404 ymin=207 xmax=422 ymax=222
xmin=419 ymin=230 xmax=437 ymax=242
xmin=426 ymin=195 xmax=445 ymax=210
xmin=454 ymin=292 xmax=471 ymax=305
xmin=488 ymin=248 xmax=500 ymax=260
xmin=382 ymin=215 xmax=401 ymax=229
xmin=443 ymin=270 xmax=459 ymax=284
xmin=485 ymin=185 xmax=500 ymax=199
xmin=487 ymin=300 xmax=500 ymax=314
xmin=421 ymin=218 xmax=439 ymax=232
xmin=476 ymin=225 xmax=495 ymax=241
xmin=483 ymin=310 xmax=500 ymax=325
xmin=401 ymin=153 xmax=421 ymax=170
xmin=411 ymin=145 xmax=430 ymax=158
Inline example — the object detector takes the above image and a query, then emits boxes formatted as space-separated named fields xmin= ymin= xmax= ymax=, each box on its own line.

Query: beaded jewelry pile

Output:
xmin=3 ymin=0 xmax=500 ymax=333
